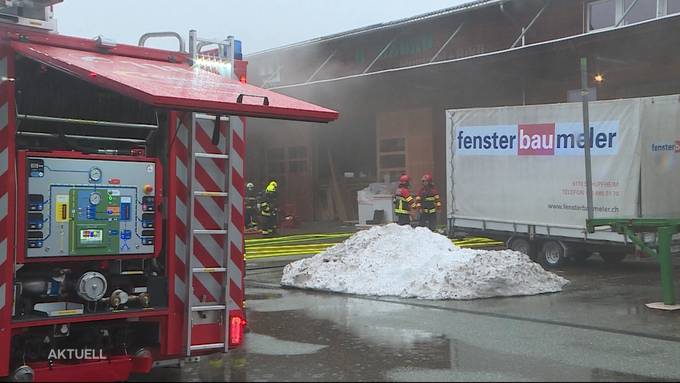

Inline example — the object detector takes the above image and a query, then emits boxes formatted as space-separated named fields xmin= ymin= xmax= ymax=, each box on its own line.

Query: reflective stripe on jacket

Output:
xmin=416 ymin=186 xmax=441 ymax=214
xmin=394 ymin=187 xmax=415 ymax=214
xmin=260 ymin=201 xmax=272 ymax=216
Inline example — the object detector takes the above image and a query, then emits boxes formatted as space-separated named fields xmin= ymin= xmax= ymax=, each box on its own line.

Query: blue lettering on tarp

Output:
xmin=455 ymin=121 xmax=619 ymax=156
xmin=554 ymin=121 xmax=619 ymax=156
xmin=455 ymin=125 xmax=518 ymax=156
xmin=651 ymin=142 xmax=680 ymax=152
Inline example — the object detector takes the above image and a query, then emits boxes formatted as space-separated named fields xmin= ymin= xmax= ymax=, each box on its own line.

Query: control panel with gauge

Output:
xmin=24 ymin=155 xmax=158 ymax=258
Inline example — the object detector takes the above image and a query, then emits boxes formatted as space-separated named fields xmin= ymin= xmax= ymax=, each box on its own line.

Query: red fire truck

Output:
xmin=0 ymin=1 xmax=338 ymax=381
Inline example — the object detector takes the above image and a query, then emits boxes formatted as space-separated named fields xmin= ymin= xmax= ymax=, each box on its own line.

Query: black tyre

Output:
xmin=538 ymin=240 xmax=567 ymax=268
xmin=508 ymin=237 xmax=536 ymax=260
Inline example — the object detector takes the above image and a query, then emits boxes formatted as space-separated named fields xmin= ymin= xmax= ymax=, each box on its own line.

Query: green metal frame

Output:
xmin=587 ymin=218 xmax=680 ymax=305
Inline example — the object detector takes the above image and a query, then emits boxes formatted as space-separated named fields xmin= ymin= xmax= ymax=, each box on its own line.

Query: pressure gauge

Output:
xmin=89 ymin=167 xmax=102 ymax=183
xmin=89 ymin=192 xmax=101 ymax=206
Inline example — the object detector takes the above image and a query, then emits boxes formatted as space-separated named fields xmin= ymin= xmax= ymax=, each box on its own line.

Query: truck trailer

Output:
xmin=0 ymin=1 xmax=338 ymax=381
xmin=446 ymin=94 xmax=680 ymax=268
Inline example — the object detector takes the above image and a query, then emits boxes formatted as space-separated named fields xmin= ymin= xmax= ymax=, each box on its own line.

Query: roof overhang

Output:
xmin=247 ymin=0 xmax=506 ymax=58
xmin=267 ymin=13 xmax=680 ymax=92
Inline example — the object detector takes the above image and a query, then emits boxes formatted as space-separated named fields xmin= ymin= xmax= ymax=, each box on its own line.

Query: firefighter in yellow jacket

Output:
xmin=415 ymin=173 xmax=442 ymax=231
xmin=259 ymin=180 xmax=279 ymax=236
xmin=393 ymin=174 xmax=416 ymax=226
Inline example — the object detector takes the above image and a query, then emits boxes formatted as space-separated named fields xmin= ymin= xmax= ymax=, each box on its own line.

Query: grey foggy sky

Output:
xmin=53 ymin=0 xmax=469 ymax=54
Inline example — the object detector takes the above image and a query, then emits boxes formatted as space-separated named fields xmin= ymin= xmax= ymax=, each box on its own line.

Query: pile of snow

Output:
xmin=281 ymin=224 xmax=569 ymax=299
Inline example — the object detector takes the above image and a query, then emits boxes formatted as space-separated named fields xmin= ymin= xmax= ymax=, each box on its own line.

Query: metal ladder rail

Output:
xmin=185 ymin=119 xmax=231 ymax=355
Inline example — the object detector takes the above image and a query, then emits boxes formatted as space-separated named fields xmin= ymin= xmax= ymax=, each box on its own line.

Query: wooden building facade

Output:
xmin=245 ymin=0 xmax=680 ymax=223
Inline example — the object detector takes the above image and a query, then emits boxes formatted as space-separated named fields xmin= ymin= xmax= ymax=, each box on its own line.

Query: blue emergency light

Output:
xmin=234 ymin=39 xmax=242 ymax=60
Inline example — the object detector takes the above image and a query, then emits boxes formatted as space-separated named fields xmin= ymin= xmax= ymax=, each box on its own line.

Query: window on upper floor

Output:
xmin=668 ymin=0 xmax=680 ymax=14
xmin=623 ymin=0 xmax=657 ymax=24
xmin=588 ymin=0 xmax=617 ymax=31
xmin=587 ymin=0 xmax=678 ymax=32
xmin=287 ymin=146 xmax=309 ymax=174
xmin=266 ymin=147 xmax=286 ymax=175
xmin=378 ymin=137 xmax=406 ymax=183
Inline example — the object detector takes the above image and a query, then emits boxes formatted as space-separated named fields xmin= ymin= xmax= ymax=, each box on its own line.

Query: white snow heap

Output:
xmin=281 ymin=224 xmax=569 ymax=299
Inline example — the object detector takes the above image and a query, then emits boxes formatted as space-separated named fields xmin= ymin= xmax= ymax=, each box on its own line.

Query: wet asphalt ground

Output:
xmin=134 ymin=255 xmax=680 ymax=382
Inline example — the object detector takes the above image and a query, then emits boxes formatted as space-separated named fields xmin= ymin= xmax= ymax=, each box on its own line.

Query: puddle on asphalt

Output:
xmin=245 ymin=287 xmax=284 ymax=301
xmin=386 ymin=367 xmax=532 ymax=382
xmin=246 ymin=288 xmax=442 ymax=349
xmin=135 ymin=284 xmax=680 ymax=382
xmin=386 ymin=367 xmax=674 ymax=382
xmin=244 ymin=333 xmax=327 ymax=355
xmin=138 ymin=306 xmax=674 ymax=382
xmin=247 ymin=293 xmax=284 ymax=300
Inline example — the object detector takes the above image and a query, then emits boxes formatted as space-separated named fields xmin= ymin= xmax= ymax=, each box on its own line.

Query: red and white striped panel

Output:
xmin=227 ymin=116 xmax=245 ymax=314
xmin=167 ymin=113 xmax=189 ymax=355
xmin=172 ymin=115 xmax=189 ymax=310
xmin=0 ymin=46 xmax=14 ymax=377
xmin=0 ymin=53 xmax=8 ymax=319
xmin=173 ymin=115 xmax=228 ymax=309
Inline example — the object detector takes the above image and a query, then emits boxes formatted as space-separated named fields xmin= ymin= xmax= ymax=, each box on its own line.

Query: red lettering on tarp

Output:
xmin=518 ymin=124 xmax=555 ymax=156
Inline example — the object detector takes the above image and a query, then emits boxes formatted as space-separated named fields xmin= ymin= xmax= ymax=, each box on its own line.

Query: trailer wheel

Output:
xmin=508 ymin=237 xmax=536 ymax=260
xmin=600 ymin=252 xmax=626 ymax=264
xmin=538 ymin=240 xmax=566 ymax=268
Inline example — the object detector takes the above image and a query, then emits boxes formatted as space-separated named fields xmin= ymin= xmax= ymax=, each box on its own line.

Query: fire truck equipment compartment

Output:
xmin=23 ymin=156 xmax=158 ymax=258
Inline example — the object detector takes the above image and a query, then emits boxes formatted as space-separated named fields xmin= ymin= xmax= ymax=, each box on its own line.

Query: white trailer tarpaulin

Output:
xmin=446 ymin=99 xmax=642 ymax=230
xmin=640 ymin=95 xmax=680 ymax=218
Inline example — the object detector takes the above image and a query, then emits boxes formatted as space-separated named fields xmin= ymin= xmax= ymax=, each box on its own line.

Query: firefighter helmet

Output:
xmin=246 ymin=182 xmax=255 ymax=190
xmin=399 ymin=174 xmax=410 ymax=185
xmin=266 ymin=181 xmax=278 ymax=192
xmin=422 ymin=173 xmax=433 ymax=183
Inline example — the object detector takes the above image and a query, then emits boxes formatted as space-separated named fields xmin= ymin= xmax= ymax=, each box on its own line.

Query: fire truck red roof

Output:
xmin=12 ymin=41 xmax=339 ymax=123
